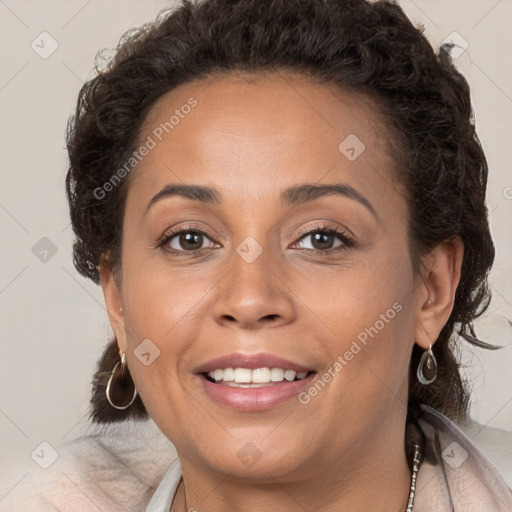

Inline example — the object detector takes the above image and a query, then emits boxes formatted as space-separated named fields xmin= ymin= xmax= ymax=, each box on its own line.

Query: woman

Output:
xmin=60 ymin=0 xmax=511 ymax=510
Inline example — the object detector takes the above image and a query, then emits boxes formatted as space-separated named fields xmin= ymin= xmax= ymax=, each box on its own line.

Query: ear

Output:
xmin=414 ymin=237 xmax=464 ymax=349
xmin=98 ymin=256 xmax=128 ymax=354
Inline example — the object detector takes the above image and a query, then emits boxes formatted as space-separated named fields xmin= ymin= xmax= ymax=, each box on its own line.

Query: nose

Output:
xmin=211 ymin=243 xmax=296 ymax=330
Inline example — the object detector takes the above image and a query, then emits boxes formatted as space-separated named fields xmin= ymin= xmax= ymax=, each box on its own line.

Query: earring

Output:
xmin=417 ymin=344 xmax=437 ymax=385
xmin=106 ymin=352 xmax=138 ymax=410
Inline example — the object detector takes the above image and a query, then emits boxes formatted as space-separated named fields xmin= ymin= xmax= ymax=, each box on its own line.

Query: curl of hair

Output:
xmin=65 ymin=0 xmax=496 ymax=467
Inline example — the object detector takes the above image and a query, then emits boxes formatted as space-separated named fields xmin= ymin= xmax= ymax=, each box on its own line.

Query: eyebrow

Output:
xmin=144 ymin=182 xmax=377 ymax=219
xmin=281 ymin=183 xmax=377 ymax=219
xmin=144 ymin=184 xmax=222 ymax=216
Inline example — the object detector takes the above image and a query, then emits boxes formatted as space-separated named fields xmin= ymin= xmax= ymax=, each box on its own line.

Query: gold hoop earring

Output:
xmin=106 ymin=352 xmax=138 ymax=410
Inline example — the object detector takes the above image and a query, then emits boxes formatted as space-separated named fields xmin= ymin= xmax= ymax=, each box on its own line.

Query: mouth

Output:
xmin=194 ymin=353 xmax=317 ymax=411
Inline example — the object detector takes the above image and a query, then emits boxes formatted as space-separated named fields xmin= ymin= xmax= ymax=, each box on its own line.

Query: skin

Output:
xmin=100 ymin=70 xmax=463 ymax=512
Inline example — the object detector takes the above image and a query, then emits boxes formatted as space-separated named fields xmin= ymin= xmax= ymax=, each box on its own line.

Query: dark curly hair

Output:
xmin=65 ymin=0 xmax=496 ymax=468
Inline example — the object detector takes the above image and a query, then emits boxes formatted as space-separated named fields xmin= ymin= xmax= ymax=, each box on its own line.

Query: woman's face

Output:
xmin=103 ymin=71 xmax=432 ymax=481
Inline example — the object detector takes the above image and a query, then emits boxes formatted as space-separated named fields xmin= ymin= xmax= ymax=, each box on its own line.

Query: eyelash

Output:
xmin=156 ymin=223 xmax=354 ymax=256
xmin=293 ymin=224 xmax=354 ymax=254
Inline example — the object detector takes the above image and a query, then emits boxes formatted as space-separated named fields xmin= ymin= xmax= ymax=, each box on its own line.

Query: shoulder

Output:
xmin=0 ymin=421 xmax=176 ymax=512
xmin=414 ymin=405 xmax=512 ymax=512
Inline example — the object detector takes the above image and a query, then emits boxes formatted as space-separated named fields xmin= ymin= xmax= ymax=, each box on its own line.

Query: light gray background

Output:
xmin=1 ymin=0 xmax=511 ymax=501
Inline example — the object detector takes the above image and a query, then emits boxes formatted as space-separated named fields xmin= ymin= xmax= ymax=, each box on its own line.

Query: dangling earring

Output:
xmin=417 ymin=344 xmax=437 ymax=385
xmin=106 ymin=352 xmax=138 ymax=410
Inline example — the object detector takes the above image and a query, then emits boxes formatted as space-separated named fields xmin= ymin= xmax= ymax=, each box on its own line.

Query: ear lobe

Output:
xmin=415 ymin=237 xmax=464 ymax=350
xmin=99 ymin=256 xmax=127 ymax=353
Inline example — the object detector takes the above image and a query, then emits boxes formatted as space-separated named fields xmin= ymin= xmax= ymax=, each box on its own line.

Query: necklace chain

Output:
xmin=405 ymin=444 xmax=421 ymax=512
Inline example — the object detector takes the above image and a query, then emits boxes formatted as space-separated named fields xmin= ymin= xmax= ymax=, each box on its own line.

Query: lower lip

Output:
xmin=197 ymin=374 xmax=316 ymax=411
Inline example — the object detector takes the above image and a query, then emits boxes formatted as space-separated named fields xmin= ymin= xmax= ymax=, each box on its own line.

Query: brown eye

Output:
xmin=310 ymin=232 xmax=337 ymax=250
xmin=177 ymin=232 xmax=204 ymax=250
xmin=161 ymin=229 xmax=217 ymax=252
xmin=295 ymin=228 xmax=348 ymax=252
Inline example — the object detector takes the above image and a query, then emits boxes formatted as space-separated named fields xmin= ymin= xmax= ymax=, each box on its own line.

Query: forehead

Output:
xmin=128 ymin=71 xmax=403 ymax=211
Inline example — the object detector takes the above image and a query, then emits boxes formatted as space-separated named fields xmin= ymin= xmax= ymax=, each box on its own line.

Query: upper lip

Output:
xmin=193 ymin=352 xmax=315 ymax=374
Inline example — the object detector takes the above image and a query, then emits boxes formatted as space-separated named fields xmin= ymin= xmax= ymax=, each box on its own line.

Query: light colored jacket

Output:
xmin=413 ymin=405 xmax=512 ymax=511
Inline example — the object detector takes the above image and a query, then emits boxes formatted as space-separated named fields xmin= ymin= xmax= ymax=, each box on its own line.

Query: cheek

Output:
xmin=117 ymin=248 xmax=204 ymax=395
xmin=301 ymin=243 xmax=416 ymax=402
xmin=301 ymin=245 xmax=414 ymax=343
xmin=120 ymin=232 xmax=211 ymax=338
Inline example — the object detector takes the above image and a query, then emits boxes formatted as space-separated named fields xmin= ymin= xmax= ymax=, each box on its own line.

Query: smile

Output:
xmin=194 ymin=353 xmax=317 ymax=411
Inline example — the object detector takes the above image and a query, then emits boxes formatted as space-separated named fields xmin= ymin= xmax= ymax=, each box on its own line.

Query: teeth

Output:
xmin=222 ymin=368 xmax=234 ymax=381
xmin=234 ymin=368 xmax=252 ymax=383
xmin=252 ymin=367 xmax=271 ymax=383
xmin=284 ymin=370 xmax=296 ymax=381
xmin=270 ymin=368 xmax=284 ymax=381
xmin=206 ymin=367 xmax=309 ymax=384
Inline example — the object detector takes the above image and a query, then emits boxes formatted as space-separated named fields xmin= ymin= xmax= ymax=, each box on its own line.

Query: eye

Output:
xmin=292 ymin=226 xmax=353 ymax=253
xmin=158 ymin=226 xmax=219 ymax=253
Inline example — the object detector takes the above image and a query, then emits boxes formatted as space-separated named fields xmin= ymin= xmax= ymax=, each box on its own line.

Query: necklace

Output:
xmin=173 ymin=444 xmax=423 ymax=512
xmin=405 ymin=444 xmax=421 ymax=512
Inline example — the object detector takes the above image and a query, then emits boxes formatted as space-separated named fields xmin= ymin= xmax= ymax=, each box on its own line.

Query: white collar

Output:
xmin=145 ymin=457 xmax=183 ymax=512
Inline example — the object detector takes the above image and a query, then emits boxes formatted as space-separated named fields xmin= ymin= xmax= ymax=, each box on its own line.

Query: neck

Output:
xmin=172 ymin=433 xmax=412 ymax=512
